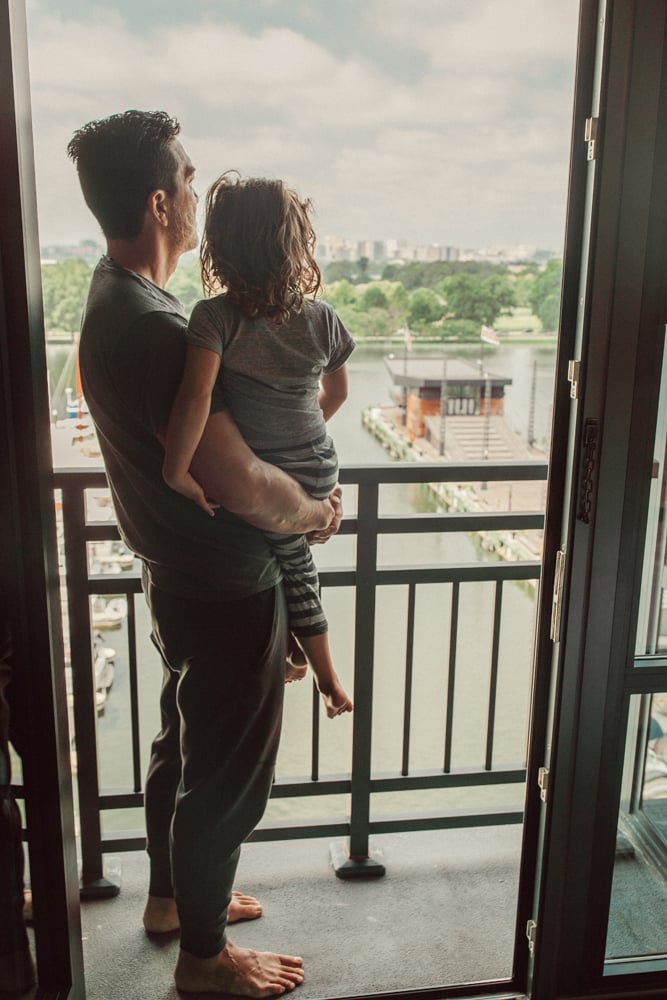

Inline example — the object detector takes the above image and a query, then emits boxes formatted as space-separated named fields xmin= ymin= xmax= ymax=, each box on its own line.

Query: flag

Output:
xmin=401 ymin=327 xmax=413 ymax=351
xmin=480 ymin=325 xmax=500 ymax=346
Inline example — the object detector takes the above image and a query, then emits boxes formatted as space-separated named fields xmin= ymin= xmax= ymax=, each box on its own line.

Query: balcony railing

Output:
xmin=54 ymin=460 xmax=547 ymax=892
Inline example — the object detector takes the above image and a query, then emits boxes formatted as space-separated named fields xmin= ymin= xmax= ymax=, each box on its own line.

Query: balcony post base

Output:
xmin=79 ymin=856 xmax=121 ymax=899
xmin=330 ymin=840 xmax=386 ymax=880
xmin=79 ymin=876 xmax=121 ymax=899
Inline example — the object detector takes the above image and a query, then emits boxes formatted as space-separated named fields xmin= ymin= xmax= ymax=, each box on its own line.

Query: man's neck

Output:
xmin=106 ymin=235 xmax=180 ymax=290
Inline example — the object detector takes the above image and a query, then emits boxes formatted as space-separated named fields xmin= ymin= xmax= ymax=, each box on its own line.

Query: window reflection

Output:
xmin=606 ymin=695 xmax=667 ymax=962
xmin=644 ymin=693 xmax=667 ymax=807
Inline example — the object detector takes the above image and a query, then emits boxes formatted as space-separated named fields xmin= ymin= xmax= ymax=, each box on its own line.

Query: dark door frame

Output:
xmin=1 ymin=1 xmax=83 ymax=996
xmin=4 ymin=1 xmax=667 ymax=999
xmin=513 ymin=0 xmax=603 ymax=991
xmin=530 ymin=1 xmax=667 ymax=998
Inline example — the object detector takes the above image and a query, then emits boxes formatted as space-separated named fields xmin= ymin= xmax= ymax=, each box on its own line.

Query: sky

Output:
xmin=25 ymin=0 xmax=580 ymax=252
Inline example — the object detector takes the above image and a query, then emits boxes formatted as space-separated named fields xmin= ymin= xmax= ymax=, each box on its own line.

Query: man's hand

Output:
xmin=307 ymin=484 xmax=343 ymax=545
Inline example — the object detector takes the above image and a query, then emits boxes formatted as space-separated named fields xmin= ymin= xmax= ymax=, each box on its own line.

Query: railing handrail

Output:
xmin=54 ymin=458 xmax=549 ymax=486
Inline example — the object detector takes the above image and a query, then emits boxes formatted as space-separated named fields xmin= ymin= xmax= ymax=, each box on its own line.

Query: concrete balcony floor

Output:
xmin=78 ymin=827 xmax=522 ymax=1000
xmin=18 ymin=823 xmax=666 ymax=999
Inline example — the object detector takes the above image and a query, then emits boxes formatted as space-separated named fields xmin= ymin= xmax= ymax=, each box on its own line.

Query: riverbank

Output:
xmin=342 ymin=332 xmax=556 ymax=348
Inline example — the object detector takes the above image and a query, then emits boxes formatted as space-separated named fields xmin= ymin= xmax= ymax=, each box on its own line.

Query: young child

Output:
xmin=163 ymin=173 xmax=353 ymax=718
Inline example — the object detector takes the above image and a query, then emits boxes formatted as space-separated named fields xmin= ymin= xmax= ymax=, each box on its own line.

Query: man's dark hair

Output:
xmin=67 ymin=110 xmax=181 ymax=240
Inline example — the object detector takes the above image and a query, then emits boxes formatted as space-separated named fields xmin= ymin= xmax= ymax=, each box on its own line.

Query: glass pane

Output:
xmin=635 ymin=327 xmax=667 ymax=660
xmin=606 ymin=336 xmax=667 ymax=967
xmin=643 ymin=693 xmax=667 ymax=841
xmin=606 ymin=694 xmax=667 ymax=961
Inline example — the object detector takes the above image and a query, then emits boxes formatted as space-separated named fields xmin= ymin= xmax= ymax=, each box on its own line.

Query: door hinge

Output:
xmin=567 ymin=359 xmax=581 ymax=398
xmin=538 ymin=766 xmax=549 ymax=802
xmin=526 ymin=919 xmax=538 ymax=956
xmin=585 ymin=116 xmax=599 ymax=160
xmin=550 ymin=548 xmax=566 ymax=642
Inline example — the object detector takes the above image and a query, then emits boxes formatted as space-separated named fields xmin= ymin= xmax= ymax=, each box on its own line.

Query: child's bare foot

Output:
xmin=285 ymin=635 xmax=308 ymax=683
xmin=318 ymin=678 xmax=353 ymax=719
xmin=144 ymin=891 xmax=262 ymax=934
xmin=174 ymin=939 xmax=304 ymax=996
xmin=285 ymin=660 xmax=308 ymax=683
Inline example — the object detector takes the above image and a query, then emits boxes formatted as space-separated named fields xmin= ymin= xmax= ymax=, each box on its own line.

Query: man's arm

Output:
xmin=188 ymin=409 xmax=335 ymax=534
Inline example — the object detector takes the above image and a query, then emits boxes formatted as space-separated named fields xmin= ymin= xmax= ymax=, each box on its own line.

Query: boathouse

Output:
xmin=384 ymin=355 xmax=512 ymax=439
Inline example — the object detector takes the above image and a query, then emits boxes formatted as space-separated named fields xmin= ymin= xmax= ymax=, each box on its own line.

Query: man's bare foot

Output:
xmin=317 ymin=678 xmax=353 ymax=719
xmin=144 ymin=891 xmax=263 ymax=934
xmin=174 ymin=939 xmax=304 ymax=996
xmin=143 ymin=896 xmax=180 ymax=934
xmin=228 ymin=891 xmax=263 ymax=923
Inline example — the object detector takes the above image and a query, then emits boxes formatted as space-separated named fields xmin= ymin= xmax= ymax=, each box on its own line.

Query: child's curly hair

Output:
xmin=200 ymin=173 xmax=322 ymax=324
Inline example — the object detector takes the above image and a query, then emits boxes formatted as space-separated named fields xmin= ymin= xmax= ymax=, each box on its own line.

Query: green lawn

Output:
xmin=494 ymin=306 xmax=542 ymax=333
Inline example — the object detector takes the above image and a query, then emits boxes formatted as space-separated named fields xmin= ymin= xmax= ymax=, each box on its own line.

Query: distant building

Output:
xmin=413 ymin=244 xmax=445 ymax=262
xmin=355 ymin=239 xmax=385 ymax=262
xmin=384 ymin=355 xmax=512 ymax=439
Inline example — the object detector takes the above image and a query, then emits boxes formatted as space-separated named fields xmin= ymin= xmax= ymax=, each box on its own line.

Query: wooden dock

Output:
xmin=362 ymin=405 xmax=547 ymax=562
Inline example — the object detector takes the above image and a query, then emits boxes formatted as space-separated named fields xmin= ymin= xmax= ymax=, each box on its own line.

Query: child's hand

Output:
xmin=168 ymin=472 xmax=217 ymax=517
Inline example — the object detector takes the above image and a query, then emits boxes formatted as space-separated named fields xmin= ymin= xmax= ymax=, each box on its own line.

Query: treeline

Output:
xmin=322 ymin=258 xmax=562 ymax=340
xmin=324 ymin=256 xmax=501 ymax=288
xmin=40 ymin=255 xmax=562 ymax=340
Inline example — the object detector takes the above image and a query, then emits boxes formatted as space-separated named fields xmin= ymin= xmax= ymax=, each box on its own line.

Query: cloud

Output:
xmin=370 ymin=0 xmax=576 ymax=67
xmin=26 ymin=0 xmax=579 ymax=249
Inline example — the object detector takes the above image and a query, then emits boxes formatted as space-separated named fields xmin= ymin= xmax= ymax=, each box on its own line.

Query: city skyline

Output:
xmin=40 ymin=234 xmax=558 ymax=269
xmin=26 ymin=0 xmax=579 ymax=251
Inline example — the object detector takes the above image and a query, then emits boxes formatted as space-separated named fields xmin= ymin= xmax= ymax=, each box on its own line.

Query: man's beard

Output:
xmin=172 ymin=208 xmax=198 ymax=254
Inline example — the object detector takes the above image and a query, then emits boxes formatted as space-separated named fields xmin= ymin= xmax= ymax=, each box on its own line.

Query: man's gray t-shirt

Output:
xmin=78 ymin=256 xmax=281 ymax=601
xmin=186 ymin=297 xmax=355 ymax=451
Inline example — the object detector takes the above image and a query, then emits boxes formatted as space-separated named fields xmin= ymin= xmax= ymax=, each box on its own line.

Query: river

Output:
xmin=48 ymin=338 xmax=557 ymax=830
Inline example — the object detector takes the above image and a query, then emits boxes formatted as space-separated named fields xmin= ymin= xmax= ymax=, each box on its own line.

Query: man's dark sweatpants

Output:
xmin=143 ymin=581 xmax=287 ymax=959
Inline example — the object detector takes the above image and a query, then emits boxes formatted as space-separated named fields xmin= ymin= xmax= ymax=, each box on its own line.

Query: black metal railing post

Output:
xmin=61 ymin=482 xmax=120 ymax=898
xmin=332 ymin=478 xmax=386 ymax=878
xmin=401 ymin=582 xmax=417 ymax=776
xmin=485 ymin=580 xmax=504 ymax=771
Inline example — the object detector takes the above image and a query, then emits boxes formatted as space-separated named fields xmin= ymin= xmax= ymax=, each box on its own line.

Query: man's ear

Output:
xmin=148 ymin=189 xmax=169 ymax=228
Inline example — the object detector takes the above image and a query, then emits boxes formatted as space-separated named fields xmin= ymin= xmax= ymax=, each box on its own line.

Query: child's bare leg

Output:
xmin=298 ymin=632 xmax=352 ymax=719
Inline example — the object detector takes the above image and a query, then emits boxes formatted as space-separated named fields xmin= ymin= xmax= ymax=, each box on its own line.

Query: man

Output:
xmin=68 ymin=110 xmax=340 ymax=996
